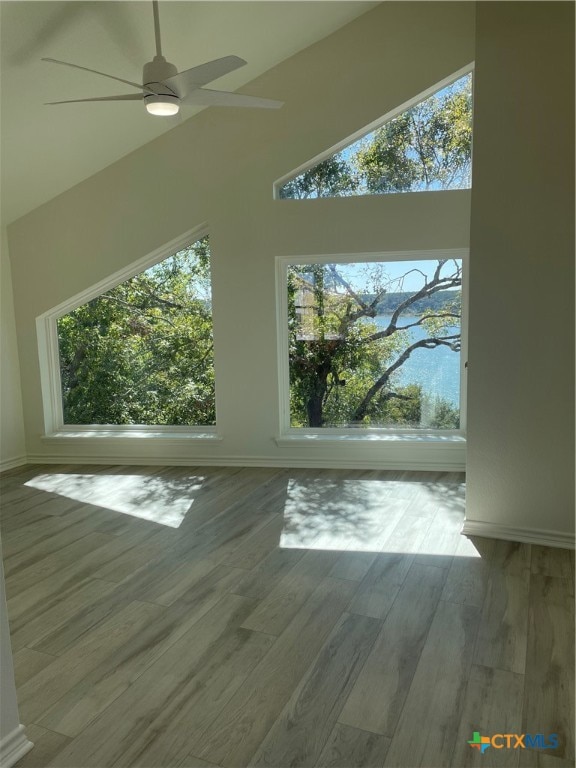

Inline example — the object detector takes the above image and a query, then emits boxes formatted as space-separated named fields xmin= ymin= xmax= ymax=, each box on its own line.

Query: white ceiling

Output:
xmin=0 ymin=1 xmax=376 ymax=225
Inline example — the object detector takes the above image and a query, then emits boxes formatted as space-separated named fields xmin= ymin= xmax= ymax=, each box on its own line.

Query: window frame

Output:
xmin=273 ymin=63 xmax=475 ymax=200
xmin=36 ymin=226 xmax=220 ymax=439
xmin=276 ymin=248 xmax=469 ymax=441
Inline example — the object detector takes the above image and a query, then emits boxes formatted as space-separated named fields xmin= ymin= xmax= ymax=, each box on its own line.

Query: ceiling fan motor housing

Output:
xmin=143 ymin=55 xmax=179 ymax=95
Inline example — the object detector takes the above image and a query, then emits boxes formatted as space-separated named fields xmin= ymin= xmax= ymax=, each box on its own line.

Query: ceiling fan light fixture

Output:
xmin=145 ymin=94 xmax=179 ymax=116
xmin=42 ymin=1 xmax=281 ymax=117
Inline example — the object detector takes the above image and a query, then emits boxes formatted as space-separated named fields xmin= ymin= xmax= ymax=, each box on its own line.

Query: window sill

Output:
xmin=42 ymin=429 xmax=222 ymax=442
xmin=275 ymin=431 xmax=465 ymax=446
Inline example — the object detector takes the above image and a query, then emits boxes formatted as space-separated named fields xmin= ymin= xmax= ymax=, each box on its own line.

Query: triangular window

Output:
xmin=277 ymin=71 xmax=472 ymax=199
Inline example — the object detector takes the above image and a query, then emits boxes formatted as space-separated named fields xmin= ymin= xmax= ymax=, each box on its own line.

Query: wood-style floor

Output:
xmin=0 ymin=464 xmax=574 ymax=768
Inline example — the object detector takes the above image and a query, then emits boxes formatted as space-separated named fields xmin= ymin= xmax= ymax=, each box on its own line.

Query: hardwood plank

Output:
xmin=473 ymin=542 xmax=531 ymax=675
xmin=241 ymin=549 xmax=341 ymax=635
xmin=37 ymin=572 xmax=247 ymax=737
xmin=194 ymin=577 xmax=358 ymax=767
xmin=403 ymin=493 xmax=440 ymax=519
xmin=0 ymin=506 xmax=56 ymax=535
xmin=346 ymin=496 xmax=408 ymax=554
xmin=0 ymin=483 xmax=45 ymax=508
xmin=522 ymin=575 xmax=575 ymax=761
xmin=135 ymin=554 xmax=225 ymax=607
xmin=178 ymin=757 xmax=221 ymax=768
xmin=485 ymin=540 xmax=531 ymax=573
xmin=223 ymin=514 xmax=285 ymax=570
xmin=99 ymin=627 xmax=275 ymax=767
xmin=517 ymin=750 xmax=575 ymax=767
xmin=17 ymin=599 xmax=165 ymax=724
xmin=340 ymin=563 xmax=447 ymax=736
xmin=5 ymin=531 xmax=114 ymax=598
xmin=12 ymin=647 xmax=57 ymax=687
xmin=12 ymin=725 xmax=72 ymax=768
xmin=329 ymin=551 xmax=378 ymax=582
xmin=347 ymin=552 xmax=413 ymax=620
xmin=36 ymin=563 xmax=243 ymax=658
xmin=381 ymin=513 xmax=433 ymax=555
xmin=451 ymin=664 xmax=524 ymax=767
xmin=2 ymin=506 xmax=108 ymax=561
xmin=250 ymin=612 xmax=381 ymax=768
xmin=315 ymin=724 xmax=391 ymax=768
xmin=414 ymin=502 xmax=466 ymax=569
xmin=6 ymin=524 xmax=162 ymax=624
xmin=530 ymin=546 xmax=573 ymax=579
xmin=170 ymin=494 xmax=279 ymax=565
xmin=175 ymin=565 xmax=248 ymax=607
xmin=441 ymin=534 xmax=492 ymax=608
xmin=232 ymin=545 xmax=306 ymax=600
xmin=91 ymin=529 xmax=176 ymax=582
xmin=1 ymin=512 xmax=59 ymax=552
xmin=46 ymin=593 xmax=265 ymax=767
xmin=11 ymin=495 xmax=88 ymax=518
xmin=9 ymin=578 xmax=118 ymax=653
xmin=0 ymin=487 xmax=82 ymax=521
xmin=279 ymin=473 xmax=401 ymax=553
xmin=174 ymin=467 xmax=287 ymax=542
xmin=383 ymin=600 xmax=481 ymax=767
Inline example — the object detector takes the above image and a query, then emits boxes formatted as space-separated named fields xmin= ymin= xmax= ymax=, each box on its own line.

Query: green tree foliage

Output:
xmin=58 ymin=237 xmax=215 ymax=425
xmin=356 ymin=76 xmax=472 ymax=193
xmin=279 ymin=73 xmax=472 ymax=199
xmin=288 ymin=260 xmax=461 ymax=429
xmin=278 ymin=156 xmax=357 ymax=199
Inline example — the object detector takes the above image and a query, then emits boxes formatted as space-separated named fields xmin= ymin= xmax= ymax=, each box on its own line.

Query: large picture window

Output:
xmin=55 ymin=235 xmax=214 ymax=427
xmin=282 ymin=253 xmax=465 ymax=432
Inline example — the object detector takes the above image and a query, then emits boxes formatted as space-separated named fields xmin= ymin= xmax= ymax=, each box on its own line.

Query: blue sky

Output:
xmin=334 ymin=259 xmax=461 ymax=294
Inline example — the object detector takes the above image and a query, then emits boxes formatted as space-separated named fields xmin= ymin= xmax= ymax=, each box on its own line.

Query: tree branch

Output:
xmin=351 ymin=334 xmax=460 ymax=422
xmin=372 ymin=260 xmax=461 ymax=338
xmin=327 ymin=264 xmax=372 ymax=313
xmin=132 ymin=284 xmax=184 ymax=310
xmin=99 ymin=293 xmax=179 ymax=329
xmin=362 ymin=311 xmax=460 ymax=343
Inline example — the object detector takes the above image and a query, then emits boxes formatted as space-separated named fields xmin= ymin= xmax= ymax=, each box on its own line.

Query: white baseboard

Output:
xmin=26 ymin=452 xmax=465 ymax=472
xmin=0 ymin=455 xmax=28 ymax=474
xmin=0 ymin=725 xmax=33 ymax=768
xmin=462 ymin=519 xmax=575 ymax=550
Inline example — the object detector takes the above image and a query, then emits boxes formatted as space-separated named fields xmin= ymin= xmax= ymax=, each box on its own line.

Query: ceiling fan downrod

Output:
xmin=152 ymin=0 xmax=163 ymax=58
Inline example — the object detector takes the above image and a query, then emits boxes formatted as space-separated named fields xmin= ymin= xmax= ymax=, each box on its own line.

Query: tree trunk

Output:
xmin=305 ymin=364 xmax=331 ymax=427
xmin=306 ymin=393 xmax=325 ymax=427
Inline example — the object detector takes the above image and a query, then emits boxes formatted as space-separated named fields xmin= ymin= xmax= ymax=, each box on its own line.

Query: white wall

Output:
xmin=7 ymin=2 xmax=475 ymax=471
xmin=465 ymin=2 xmax=574 ymax=544
xmin=0 ymin=229 xmax=26 ymax=471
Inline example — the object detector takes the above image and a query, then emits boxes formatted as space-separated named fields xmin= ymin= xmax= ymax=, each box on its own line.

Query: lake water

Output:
xmin=374 ymin=315 xmax=461 ymax=406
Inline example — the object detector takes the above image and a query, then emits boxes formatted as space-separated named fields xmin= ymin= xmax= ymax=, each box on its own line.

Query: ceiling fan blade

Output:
xmin=46 ymin=94 xmax=143 ymax=105
xmin=162 ymin=56 xmax=247 ymax=97
xmin=42 ymin=58 xmax=155 ymax=95
xmin=182 ymin=88 xmax=283 ymax=110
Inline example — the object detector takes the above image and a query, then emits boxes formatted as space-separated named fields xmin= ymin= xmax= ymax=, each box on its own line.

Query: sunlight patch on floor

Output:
xmin=278 ymin=477 xmax=477 ymax=556
xmin=25 ymin=473 xmax=203 ymax=527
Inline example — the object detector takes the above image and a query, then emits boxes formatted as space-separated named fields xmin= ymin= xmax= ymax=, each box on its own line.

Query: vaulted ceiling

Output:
xmin=0 ymin=1 xmax=376 ymax=225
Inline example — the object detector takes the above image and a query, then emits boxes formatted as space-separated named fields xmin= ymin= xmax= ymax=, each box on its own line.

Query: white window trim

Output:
xmin=273 ymin=62 xmax=475 ymax=199
xmin=275 ymin=248 xmax=469 ymax=443
xmin=36 ymin=225 xmax=220 ymax=440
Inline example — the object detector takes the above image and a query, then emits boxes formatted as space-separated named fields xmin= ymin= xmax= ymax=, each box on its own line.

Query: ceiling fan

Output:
xmin=43 ymin=0 xmax=283 ymax=116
